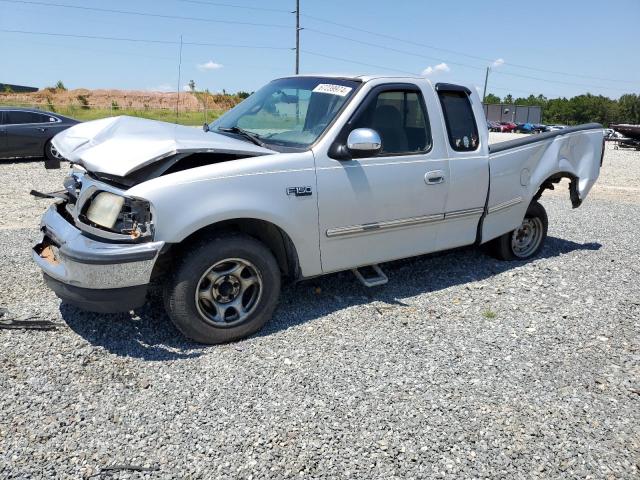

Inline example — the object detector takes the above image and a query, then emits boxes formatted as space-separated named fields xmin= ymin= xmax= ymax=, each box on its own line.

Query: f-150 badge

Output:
xmin=286 ymin=186 xmax=313 ymax=197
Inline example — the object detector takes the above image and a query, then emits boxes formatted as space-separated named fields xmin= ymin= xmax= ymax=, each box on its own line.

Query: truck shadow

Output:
xmin=61 ymin=236 xmax=601 ymax=361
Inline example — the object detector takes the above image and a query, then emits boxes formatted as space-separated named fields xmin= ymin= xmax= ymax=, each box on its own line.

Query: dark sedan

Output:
xmin=0 ymin=108 xmax=78 ymax=163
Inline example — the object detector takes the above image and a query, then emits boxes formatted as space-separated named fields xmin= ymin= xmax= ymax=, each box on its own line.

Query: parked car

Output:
xmin=516 ymin=123 xmax=535 ymax=133
xmin=0 ymin=108 xmax=78 ymax=164
xmin=498 ymin=121 xmax=518 ymax=133
xmin=516 ymin=123 xmax=546 ymax=134
xmin=33 ymin=75 xmax=605 ymax=344
xmin=487 ymin=120 xmax=501 ymax=132
xmin=544 ymin=124 xmax=568 ymax=132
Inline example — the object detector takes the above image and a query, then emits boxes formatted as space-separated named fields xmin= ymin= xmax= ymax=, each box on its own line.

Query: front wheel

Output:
xmin=164 ymin=233 xmax=281 ymax=344
xmin=491 ymin=201 xmax=548 ymax=261
xmin=44 ymin=140 xmax=63 ymax=168
xmin=44 ymin=140 xmax=63 ymax=162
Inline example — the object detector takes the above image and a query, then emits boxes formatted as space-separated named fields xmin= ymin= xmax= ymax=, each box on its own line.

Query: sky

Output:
xmin=1 ymin=0 xmax=639 ymax=100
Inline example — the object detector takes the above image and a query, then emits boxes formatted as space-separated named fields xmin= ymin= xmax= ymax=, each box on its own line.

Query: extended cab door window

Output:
xmin=351 ymin=89 xmax=432 ymax=155
xmin=437 ymin=90 xmax=479 ymax=151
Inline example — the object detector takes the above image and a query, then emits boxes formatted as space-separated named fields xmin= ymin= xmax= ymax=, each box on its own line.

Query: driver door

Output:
xmin=315 ymin=84 xmax=450 ymax=273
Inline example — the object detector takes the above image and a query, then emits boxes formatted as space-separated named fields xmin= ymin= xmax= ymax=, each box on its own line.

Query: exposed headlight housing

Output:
xmin=81 ymin=191 xmax=153 ymax=240
xmin=85 ymin=192 xmax=124 ymax=229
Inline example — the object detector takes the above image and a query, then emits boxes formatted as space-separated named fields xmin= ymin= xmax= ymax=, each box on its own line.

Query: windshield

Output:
xmin=209 ymin=77 xmax=360 ymax=149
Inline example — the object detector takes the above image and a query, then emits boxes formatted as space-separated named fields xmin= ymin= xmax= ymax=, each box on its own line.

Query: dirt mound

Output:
xmin=0 ymin=88 xmax=241 ymax=111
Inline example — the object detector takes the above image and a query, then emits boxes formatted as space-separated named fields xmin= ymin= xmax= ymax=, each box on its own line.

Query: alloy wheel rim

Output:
xmin=195 ymin=258 xmax=262 ymax=327
xmin=49 ymin=143 xmax=63 ymax=159
xmin=511 ymin=217 xmax=543 ymax=258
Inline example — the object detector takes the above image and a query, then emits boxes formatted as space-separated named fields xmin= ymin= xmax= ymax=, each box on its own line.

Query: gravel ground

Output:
xmin=0 ymin=142 xmax=639 ymax=479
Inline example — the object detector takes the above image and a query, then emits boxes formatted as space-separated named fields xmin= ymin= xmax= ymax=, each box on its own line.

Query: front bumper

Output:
xmin=33 ymin=205 xmax=165 ymax=312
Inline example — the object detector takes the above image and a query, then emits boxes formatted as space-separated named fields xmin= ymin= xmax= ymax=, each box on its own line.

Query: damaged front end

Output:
xmin=36 ymin=167 xmax=155 ymax=242
xmin=33 ymin=115 xmax=277 ymax=312
xmin=71 ymin=169 xmax=154 ymax=242
xmin=32 ymin=166 xmax=165 ymax=313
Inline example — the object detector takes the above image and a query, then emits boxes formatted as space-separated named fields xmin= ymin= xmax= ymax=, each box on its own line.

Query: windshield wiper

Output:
xmin=217 ymin=126 xmax=267 ymax=148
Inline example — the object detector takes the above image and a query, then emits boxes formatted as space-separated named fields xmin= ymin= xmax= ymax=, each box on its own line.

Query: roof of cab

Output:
xmin=291 ymin=73 xmax=429 ymax=82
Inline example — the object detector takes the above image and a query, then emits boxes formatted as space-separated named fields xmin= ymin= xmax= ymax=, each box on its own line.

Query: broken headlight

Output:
xmin=85 ymin=192 xmax=124 ymax=229
xmin=81 ymin=192 xmax=153 ymax=239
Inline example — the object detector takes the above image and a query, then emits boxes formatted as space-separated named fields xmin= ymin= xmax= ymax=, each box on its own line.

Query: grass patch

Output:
xmin=0 ymin=101 xmax=226 ymax=126
xmin=482 ymin=310 xmax=497 ymax=319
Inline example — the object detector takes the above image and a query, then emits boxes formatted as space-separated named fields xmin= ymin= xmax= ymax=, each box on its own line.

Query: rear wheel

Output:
xmin=491 ymin=201 xmax=548 ymax=260
xmin=164 ymin=233 xmax=281 ymax=344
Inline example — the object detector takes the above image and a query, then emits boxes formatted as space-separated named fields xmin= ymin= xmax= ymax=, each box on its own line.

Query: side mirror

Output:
xmin=347 ymin=128 xmax=382 ymax=156
xmin=202 ymin=123 xmax=210 ymax=132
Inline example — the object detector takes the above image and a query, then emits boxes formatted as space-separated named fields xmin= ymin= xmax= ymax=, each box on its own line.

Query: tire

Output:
xmin=44 ymin=140 xmax=63 ymax=161
xmin=164 ymin=233 xmax=281 ymax=344
xmin=491 ymin=201 xmax=548 ymax=261
xmin=44 ymin=140 xmax=63 ymax=168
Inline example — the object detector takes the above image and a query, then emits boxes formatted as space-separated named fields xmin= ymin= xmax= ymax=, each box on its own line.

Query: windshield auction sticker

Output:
xmin=312 ymin=84 xmax=353 ymax=96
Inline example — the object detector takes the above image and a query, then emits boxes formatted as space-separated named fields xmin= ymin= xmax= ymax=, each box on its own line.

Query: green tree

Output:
xmin=483 ymin=93 xmax=500 ymax=104
xmin=503 ymin=94 xmax=514 ymax=104
xmin=55 ymin=80 xmax=66 ymax=91
xmin=188 ymin=80 xmax=196 ymax=92
xmin=618 ymin=94 xmax=640 ymax=124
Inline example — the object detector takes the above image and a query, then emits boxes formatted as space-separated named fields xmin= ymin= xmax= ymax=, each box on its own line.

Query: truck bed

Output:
xmin=488 ymin=123 xmax=603 ymax=153
xmin=482 ymin=122 xmax=604 ymax=245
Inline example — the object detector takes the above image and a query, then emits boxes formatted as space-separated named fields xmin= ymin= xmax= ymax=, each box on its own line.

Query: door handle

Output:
xmin=37 ymin=127 xmax=47 ymax=132
xmin=425 ymin=170 xmax=445 ymax=185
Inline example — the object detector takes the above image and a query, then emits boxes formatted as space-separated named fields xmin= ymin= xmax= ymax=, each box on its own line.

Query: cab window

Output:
xmin=437 ymin=91 xmax=479 ymax=151
xmin=352 ymin=89 xmax=431 ymax=155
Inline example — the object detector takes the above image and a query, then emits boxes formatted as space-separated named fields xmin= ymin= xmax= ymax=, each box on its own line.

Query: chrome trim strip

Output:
xmin=326 ymin=213 xmax=444 ymax=238
xmin=325 ymin=206 xmax=485 ymax=238
xmin=444 ymin=207 xmax=484 ymax=220
xmin=488 ymin=196 xmax=523 ymax=214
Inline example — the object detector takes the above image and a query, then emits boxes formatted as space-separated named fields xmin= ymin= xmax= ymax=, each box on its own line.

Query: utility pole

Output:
xmin=482 ymin=66 xmax=490 ymax=102
xmin=176 ymin=34 xmax=183 ymax=123
xmin=295 ymin=0 xmax=300 ymax=74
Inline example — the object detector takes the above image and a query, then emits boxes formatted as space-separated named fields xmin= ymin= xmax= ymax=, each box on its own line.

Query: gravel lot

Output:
xmin=1 ymin=141 xmax=639 ymax=478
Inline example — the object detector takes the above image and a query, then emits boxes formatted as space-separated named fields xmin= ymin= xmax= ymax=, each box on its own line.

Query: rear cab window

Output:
xmin=436 ymin=86 xmax=479 ymax=152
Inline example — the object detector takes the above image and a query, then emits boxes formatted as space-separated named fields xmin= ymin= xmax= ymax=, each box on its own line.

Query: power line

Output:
xmin=0 ymin=28 xmax=291 ymax=50
xmin=492 ymin=69 xmax=632 ymax=92
xmin=0 ymin=0 xmax=291 ymax=29
xmin=300 ymin=12 xmax=638 ymax=85
xmin=302 ymin=50 xmax=417 ymax=76
xmin=174 ymin=0 xmax=289 ymax=13
xmin=304 ymin=27 xmax=632 ymax=92
xmin=304 ymin=28 xmax=483 ymax=71
xmin=11 ymin=0 xmax=635 ymax=87
xmin=301 ymin=14 xmax=492 ymax=64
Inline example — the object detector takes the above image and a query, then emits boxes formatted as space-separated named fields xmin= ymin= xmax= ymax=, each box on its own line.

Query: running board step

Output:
xmin=352 ymin=264 xmax=388 ymax=287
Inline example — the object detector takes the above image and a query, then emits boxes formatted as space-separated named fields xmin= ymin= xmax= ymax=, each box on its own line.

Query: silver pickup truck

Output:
xmin=33 ymin=75 xmax=604 ymax=344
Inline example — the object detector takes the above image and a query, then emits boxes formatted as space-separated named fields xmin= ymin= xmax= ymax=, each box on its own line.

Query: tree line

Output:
xmin=484 ymin=92 xmax=640 ymax=126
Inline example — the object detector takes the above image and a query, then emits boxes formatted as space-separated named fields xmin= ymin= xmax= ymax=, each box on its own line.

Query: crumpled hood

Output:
xmin=51 ymin=116 xmax=275 ymax=177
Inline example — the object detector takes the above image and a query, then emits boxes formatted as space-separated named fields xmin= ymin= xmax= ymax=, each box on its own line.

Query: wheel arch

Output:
xmin=531 ymin=170 xmax=582 ymax=208
xmin=157 ymin=217 xmax=301 ymax=282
